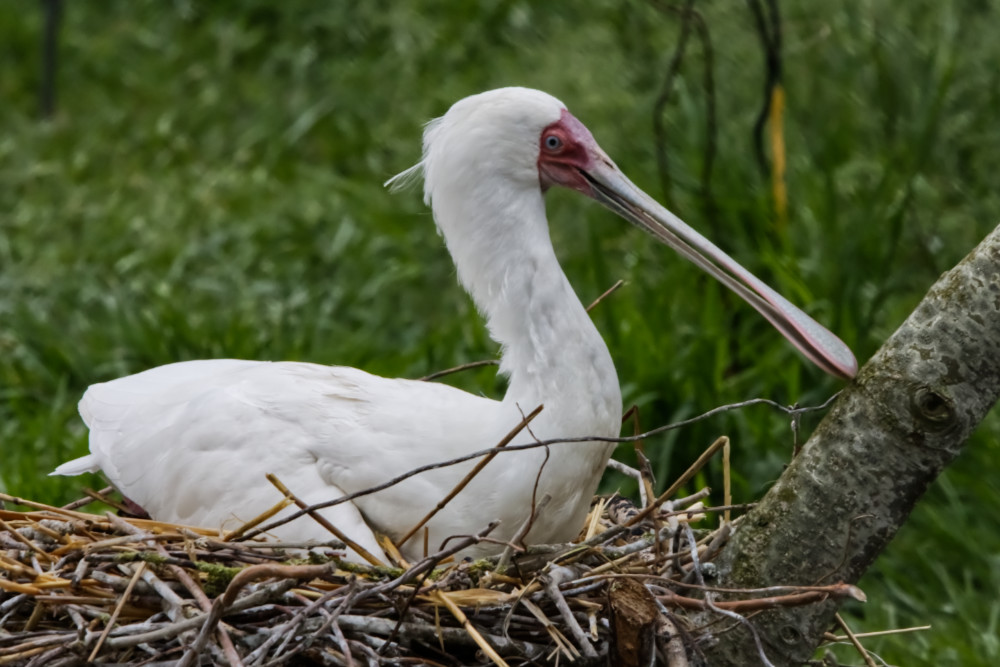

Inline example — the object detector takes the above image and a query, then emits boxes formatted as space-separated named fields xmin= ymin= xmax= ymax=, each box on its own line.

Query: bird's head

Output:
xmin=388 ymin=87 xmax=858 ymax=380
xmin=398 ymin=87 xmax=611 ymax=200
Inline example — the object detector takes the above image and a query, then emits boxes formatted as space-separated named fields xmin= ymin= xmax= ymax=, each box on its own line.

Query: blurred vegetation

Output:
xmin=1 ymin=0 xmax=998 ymax=663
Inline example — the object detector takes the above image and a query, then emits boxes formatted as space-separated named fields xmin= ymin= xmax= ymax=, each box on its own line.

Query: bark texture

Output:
xmin=700 ymin=224 xmax=1000 ymax=665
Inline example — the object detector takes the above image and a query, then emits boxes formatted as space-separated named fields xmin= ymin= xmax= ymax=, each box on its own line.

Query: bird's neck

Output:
xmin=435 ymin=184 xmax=622 ymax=437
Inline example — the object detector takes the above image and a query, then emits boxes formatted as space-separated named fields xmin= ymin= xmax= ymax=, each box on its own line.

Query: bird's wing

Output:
xmin=63 ymin=359 xmax=501 ymax=548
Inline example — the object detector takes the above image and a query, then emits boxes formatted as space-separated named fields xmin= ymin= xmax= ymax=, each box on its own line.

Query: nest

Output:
xmin=1 ymin=437 xmax=865 ymax=667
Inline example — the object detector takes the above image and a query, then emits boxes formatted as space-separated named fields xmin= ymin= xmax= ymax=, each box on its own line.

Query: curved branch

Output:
xmin=701 ymin=224 xmax=1000 ymax=664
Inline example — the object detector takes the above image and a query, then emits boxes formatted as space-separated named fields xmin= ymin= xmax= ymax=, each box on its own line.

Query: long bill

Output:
xmin=581 ymin=160 xmax=858 ymax=380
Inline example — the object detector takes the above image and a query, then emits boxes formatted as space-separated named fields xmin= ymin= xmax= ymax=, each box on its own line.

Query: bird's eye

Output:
xmin=544 ymin=135 xmax=562 ymax=151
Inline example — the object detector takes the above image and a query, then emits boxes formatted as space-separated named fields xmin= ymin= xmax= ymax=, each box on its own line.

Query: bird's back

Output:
xmin=63 ymin=359 xmax=510 ymax=553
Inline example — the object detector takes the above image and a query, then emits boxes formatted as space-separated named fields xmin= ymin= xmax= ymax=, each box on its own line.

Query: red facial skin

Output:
xmin=537 ymin=109 xmax=600 ymax=196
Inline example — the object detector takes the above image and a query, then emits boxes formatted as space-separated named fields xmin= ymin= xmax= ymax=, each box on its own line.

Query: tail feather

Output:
xmin=51 ymin=454 xmax=100 ymax=477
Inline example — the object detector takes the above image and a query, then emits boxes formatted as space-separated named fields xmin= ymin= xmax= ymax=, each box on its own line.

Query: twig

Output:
xmin=606 ymin=459 xmax=649 ymax=508
xmin=418 ymin=359 xmax=500 ymax=382
xmin=585 ymin=279 xmax=626 ymax=312
xmin=517 ymin=597 xmax=580 ymax=659
xmin=544 ymin=567 xmax=597 ymax=659
xmin=223 ymin=497 xmax=295 ymax=542
xmin=835 ymin=612 xmax=879 ymax=667
xmin=626 ymin=436 xmax=729 ymax=527
xmin=334 ymin=614 xmax=549 ymax=660
xmin=668 ymin=488 xmax=713 ymax=511
xmin=329 ymin=618 xmax=356 ymax=667
xmin=0 ymin=519 xmax=52 ymax=562
xmin=87 ymin=561 xmax=146 ymax=661
xmin=137 ymin=562 xmax=186 ymax=621
xmin=0 ymin=493 xmax=117 ymax=520
xmin=397 ymin=404 xmax=543 ymax=548
xmin=684 ymin=523 xmax=775 ymax=667
xmin=223 ymin=563 xmax=336 ymax=609
xmin=433 ymin=590 xmax=510 ymax=667
xmin=103 ymin=580 xmax=298 ymax=649
xmin=291 ymin=580 xmax=360 ymax=666
xmin=521 ymin=403 xmax=550 ymax=515
xmin=80 ymin=488 xmax=135 ymax=516
xmin=625 ymin=404 xmax=656 ymax=509
xmin=60 ymin=486 xmax=115 ymax=511
xmin=824 ymin=625 xmax=931 ymax=642
xmin=266 ymin=474 xmax=383 ymax=566
xmin=245 ymin=587 xmax=348 ymax=666
xmin=658 ymin=588 xmax=855 ymax=613
xmin=104 ymin=513 xmax=243 ymax=665
xmin=664 ymin=579 xmax=864 ymax=600
xmin=660 ymin=613 xmax=690 ymax=667
xmin=364 ymin=521 xmax=501 ymax=602
xmin=495 ymin=494 xmax=552 ymax=574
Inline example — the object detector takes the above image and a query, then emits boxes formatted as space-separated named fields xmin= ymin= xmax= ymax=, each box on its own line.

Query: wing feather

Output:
xmin=58 ymin=359 xmax=502 ymax=561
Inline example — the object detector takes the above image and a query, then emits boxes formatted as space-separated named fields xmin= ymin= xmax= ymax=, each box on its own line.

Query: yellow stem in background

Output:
xmin=769 ymin=83 xmax=787 ymax=232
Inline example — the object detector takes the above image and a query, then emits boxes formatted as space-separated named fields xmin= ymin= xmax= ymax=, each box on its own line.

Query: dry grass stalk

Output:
xmin=396 ymin=403 xmax=544 ymax=549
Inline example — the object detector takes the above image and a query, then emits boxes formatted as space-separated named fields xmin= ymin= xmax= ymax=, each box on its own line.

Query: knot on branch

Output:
xmin=897 ymin=382 xmax=965 ymax=454
xmin=910 ymin=386 xmax=957 ymax=433
xmin=777 ymin=622 xmax=802 ymax=646
xmin=863 ymin=369 xmax=965 ymax=451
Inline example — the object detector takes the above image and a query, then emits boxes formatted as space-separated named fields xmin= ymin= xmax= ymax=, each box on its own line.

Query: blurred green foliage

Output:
xmin=1 ymin=1 xmax=998 ymax=663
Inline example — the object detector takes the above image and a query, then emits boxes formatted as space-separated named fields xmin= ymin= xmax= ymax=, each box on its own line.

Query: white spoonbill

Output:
xmin=53 ymin=88 xmax=856 ymax=563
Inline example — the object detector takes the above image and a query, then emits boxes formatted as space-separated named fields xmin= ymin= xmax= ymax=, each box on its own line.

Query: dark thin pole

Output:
xmin=746 ymin=0 xmax=783 ymax=178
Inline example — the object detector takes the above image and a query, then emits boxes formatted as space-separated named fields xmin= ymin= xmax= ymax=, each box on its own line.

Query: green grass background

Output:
xmin=2 ymin=1 xmax=998 ymax=664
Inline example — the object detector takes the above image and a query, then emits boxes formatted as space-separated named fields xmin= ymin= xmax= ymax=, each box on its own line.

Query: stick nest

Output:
xmin=1 ymin=479 xmax=861 ymax=666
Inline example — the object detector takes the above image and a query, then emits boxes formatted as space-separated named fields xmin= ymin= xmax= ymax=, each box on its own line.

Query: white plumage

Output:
xmin=53 ymin=88 xmax=856 ymax=563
